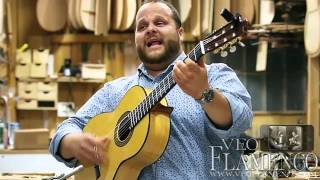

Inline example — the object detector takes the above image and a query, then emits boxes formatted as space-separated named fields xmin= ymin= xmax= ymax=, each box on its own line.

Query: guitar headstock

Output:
xmin=203 ymin=10 xmax=248 ymax=57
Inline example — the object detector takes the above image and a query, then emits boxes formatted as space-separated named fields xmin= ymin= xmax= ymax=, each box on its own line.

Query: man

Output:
xmin=49 ymin=0 xmax=253 ymax=179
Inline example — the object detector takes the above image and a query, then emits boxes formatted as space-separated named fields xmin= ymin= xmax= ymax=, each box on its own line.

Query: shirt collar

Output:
xmin=137 ymin=52 xmax=187 ymax=81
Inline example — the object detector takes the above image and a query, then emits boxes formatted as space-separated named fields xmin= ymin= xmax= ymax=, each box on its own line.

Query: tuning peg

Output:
xmin=229 ymin=46 xmax=236 ymax=53
xmin=220 ymin=50 xmax=228 ymax=57
xmin=220 ymin=9 xmax=234 ymax=22
xmin=238 ymin=41 xmax=246 ymax=47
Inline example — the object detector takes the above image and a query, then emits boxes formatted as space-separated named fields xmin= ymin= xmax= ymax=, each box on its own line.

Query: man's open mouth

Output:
xmin=146 ymin=39 xmax=162 ymax=47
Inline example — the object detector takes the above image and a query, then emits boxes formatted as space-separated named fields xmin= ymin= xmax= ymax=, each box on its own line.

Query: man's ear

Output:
xmin=178 ymin=27 xmax=184 ymax=41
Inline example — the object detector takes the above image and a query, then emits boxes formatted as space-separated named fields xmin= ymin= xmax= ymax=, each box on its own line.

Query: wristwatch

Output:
xmin=196 ymin=87 xmax=215 ymax=105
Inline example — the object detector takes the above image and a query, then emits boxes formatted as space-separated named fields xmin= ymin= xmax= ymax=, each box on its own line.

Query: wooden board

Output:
xmin=112 ymin=0 xmax=123 ymax=30
xmin=171 ymin=0 xmax=191 ymax=24
xmin=80 ymin=0 xmax=95 ymax=31
xmin=36 ymin=0 xmax=67 ymax=32
xmin=119 ymin=0 xmax=136 ymax=31
xmin=253 ymin=0 xmax=260 ymax=24
xmin=190 ymin=0 xmax=201 ymax=37
xmin=208 ymin=0 xmax=214 ymax=33
xmin=75 ymin=0 xmax=84 ymax=29
xmin=201 ymin=0 xmax=211 ymax=34
xmin=307 ymin=57 xmax=320 ymax=154
xmin=304 ymin=0 xmax=320 ymax=57
xmin=256 ymin=0 xmax=275 ymax=71
xmin=103 ymin=44 xmax=124 ymax=79
xmin=259 ymin=0 xmax=275 ymax=25
xmin=231 ymin=0 xmax=254 ymax=24
xmin=0 ymin=0 xmax=4 ymax=36
xmin=95 ymin=0 xmax=111 ymax=35
xmin=68 ymin=0 xmax=79 ymax=29
xmin=214 ymin=0 xmax=230 ymax=29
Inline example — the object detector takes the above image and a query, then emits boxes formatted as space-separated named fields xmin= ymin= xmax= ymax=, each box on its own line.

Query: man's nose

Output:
xmin=146 ymin=24 xmax=157 ymax=35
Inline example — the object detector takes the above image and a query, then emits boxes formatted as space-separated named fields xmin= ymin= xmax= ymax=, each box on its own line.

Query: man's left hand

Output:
xmin=172 ymin=58 xmax=209 ymax=99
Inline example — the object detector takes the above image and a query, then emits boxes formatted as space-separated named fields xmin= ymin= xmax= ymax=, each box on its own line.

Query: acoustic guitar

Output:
xmin=76 ymin=9 xmax=248 ymax=180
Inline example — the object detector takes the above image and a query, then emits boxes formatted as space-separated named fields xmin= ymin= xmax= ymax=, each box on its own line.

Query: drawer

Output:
xmin=18 ymin=88 xmax=37 ymax=99
xmin=33 ymin=49 xmax=49 ymax=64
xmin=17 ymin=99 xmax=37 ymax=110
xmin=18 ymin=81 xmax=37 ymax=91
xmin=37 ymin=90 xmax=57 ymax=101
xmin=30 ymin=62 xmax=47 ymax=78
xmin=18 ymin=82 xmax=37 ymax=99
xmin=16 ymin=50 xmax=31 ymax=64
xmin=15 ymin=63 xmax=30 ymax=79
xmin=37 ymin=82 xmax=57 ymax=91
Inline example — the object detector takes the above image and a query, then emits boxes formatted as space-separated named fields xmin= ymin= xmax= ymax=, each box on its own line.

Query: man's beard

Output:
xmin=137 ymin=39 xmax=181 ymax=65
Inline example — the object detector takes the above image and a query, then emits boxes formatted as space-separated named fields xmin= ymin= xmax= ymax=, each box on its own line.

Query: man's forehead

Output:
xmin=136 ymin=2 xmax=172 ymax=20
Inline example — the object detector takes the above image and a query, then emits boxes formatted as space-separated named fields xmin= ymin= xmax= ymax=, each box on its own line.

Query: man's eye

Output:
xmin=156 ymin=21 xmax=165 ymax=26
xmin=138 ymin=25 xmax=146 ymax=30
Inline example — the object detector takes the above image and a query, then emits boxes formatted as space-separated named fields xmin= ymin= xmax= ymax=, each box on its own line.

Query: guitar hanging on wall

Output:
xmin=73 ymin=9 xmax=248 ymax=180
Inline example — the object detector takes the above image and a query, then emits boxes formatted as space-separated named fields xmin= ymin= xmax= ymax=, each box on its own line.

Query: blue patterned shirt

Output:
xmin=50 ymin=53 xmax=253 ymax=179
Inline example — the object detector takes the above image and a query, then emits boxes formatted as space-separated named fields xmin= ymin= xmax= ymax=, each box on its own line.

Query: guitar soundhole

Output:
xmin=118 ymin=120 xmax=131 ymax=141
xmin=114 ymin=112 xmax=133 ymax=147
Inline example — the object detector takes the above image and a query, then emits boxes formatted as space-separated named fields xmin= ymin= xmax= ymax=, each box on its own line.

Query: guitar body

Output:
xmin=77 ymin=86 xmax=171 ymax=180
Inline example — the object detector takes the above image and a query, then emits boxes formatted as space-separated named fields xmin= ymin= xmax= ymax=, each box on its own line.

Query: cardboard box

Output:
xmin=14 ymin=128 xmax=49 ymax=149
xmin=81 ymin=63 xmax=106 ymax=79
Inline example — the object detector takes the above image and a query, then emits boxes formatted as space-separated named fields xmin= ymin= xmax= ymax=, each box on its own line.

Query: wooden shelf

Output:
xmin=50 ymin=33 xmax=134 ymax=44
xmin=29 ymin=33 xmax=198 ymax=46
xmin=0 ymin=149 xmax=48 ymax=154
xmin=18 ymin=77 xmax=105 ymax=83
xmin=57 ymin=76 xmax=106 ymax=83
xmin=17 ymin=107 xmax=57 ymax=111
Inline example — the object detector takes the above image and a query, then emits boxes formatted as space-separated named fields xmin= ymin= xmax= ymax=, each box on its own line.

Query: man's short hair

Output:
xmin=142 ymin=0 xmax=182 ymax=28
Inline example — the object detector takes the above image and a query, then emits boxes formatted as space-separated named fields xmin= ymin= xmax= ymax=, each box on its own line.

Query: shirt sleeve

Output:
xmin=204 ymin=63 xmax=253 ymax=139
xmin=49 ymin=82 xmax=119 ymax=167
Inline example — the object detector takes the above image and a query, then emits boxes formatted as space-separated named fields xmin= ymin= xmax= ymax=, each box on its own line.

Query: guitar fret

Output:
xmin=136 ymin=107 xmax=140 ymax=123
xmin=134 ymin=109 xmax=138 ymax=125
xmin=129 ymin=113 xmax=133 ymax=129
xmin=152 ymin=91 xmax=155 ymax=106
xmin=159 ymin=83 xmax=163 ymax=97
xmin=141 ymin=100 xmax=145 ymax=116
xmin=146 ymin=97 xmax=150 ymax=110
xmin=138 ymin=105 xmax=142 ymax=120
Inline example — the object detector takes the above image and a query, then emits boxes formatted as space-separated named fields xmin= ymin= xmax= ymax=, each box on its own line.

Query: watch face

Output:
xmin=204 ymin=89 xmax=214 ymax=103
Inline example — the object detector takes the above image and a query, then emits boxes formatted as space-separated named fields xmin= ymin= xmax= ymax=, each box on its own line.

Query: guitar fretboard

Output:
xmin=127 ymin=43 xmax=204 ymax=129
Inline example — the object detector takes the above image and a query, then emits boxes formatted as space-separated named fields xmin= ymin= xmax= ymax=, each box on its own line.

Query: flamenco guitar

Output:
xmin=76 ymin=9 xmax=248 ymax=180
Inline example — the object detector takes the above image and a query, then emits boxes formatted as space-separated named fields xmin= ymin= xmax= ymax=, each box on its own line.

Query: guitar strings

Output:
xmin=116 ymin=37 xmax=218 ymax=137
xmin=114 ymin=26 xmax=232 ymax=138
xmin=116 ymin=74 xmax=176 ymax=138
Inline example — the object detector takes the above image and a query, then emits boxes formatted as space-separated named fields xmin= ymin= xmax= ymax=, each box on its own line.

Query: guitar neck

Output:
xmin=128 ymin=12 xmax=248 ymax=129
xmin=128 ymin=45 xmax=204 ymax=129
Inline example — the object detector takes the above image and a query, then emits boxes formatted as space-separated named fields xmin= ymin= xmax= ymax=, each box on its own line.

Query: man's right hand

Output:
xmin=59 ymin=133 xmax=109 ymax=166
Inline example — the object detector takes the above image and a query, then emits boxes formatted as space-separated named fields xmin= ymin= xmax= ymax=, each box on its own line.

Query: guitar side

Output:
xmin=76 ymin=86 xmax=171 ymax=180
